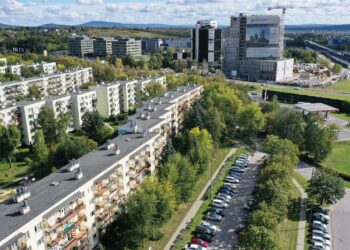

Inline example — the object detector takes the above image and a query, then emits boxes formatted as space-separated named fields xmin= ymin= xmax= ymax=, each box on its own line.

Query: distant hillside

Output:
xmin=39 ymin=23 xmax=70 ymax=28
xmin=0 ymin=23 xmax=15 ymax=28
xmin=78 ymin=21 xmax=193 ymax=29
xmin=286 ymin=24 xmax=350 ymax=31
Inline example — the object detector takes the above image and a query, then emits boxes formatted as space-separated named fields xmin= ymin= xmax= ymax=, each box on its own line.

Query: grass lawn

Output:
xmin=142 ymin=146 xmax=232 ymax=250
xmin=315 ymin=79 xmax=350 ymax=94
xmin=278 ymin=181 xmax=301 ymax=250
xmin=293 ymin=171 xmax=309 ymax=190
xmin=0 ymin=148 xmax=31 ymax=186
xmin=322 ymin=141 xmax=350 ymax=176
xmin=172 ymin=148 xmax=248 ymax=250
xmin=330 ymin=112 xmax=350 ymax=123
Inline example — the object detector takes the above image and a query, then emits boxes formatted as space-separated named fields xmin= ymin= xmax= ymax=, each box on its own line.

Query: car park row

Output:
xmin=184 ymin=153 xmax=252 ymax=250
xmin=311 ymin=207 xmax=332 ymax=250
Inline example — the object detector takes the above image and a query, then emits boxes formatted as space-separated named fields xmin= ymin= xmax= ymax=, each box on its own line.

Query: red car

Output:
xmin=191 ymin=237 xmax=208 ymax=247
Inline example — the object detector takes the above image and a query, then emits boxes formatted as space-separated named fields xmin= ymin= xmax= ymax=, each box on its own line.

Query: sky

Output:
xmin=1 ymin=0 xmax=350 ymax=26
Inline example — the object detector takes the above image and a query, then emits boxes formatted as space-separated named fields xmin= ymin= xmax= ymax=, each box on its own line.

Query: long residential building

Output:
xmin=90 ymin=83 xmax=120 ymax=119
xmin=71 ymin=90 xmax=97 ymax=130
xmin=0 ymin=60 xmax=57 ymax=76
xmin=0 ymin=84 xmax=203 ymax=250
xmin=0 ymin=68 xmax=93 ymax=108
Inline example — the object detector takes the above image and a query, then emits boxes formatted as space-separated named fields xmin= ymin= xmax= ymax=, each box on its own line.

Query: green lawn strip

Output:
xmin=330 ymin=112 xmax=350 ymax=123
xmin=314 ymin=79 xmax=350 ymax=94
xmin=172 ymin=148 xmax=248 ymax=250
xmin=0 ymin=148 xmax=31 ymax=186
xmin=278 ymin=182 xmax=301 ymax=250
xmin=293 ymin=170 xmax=309 ymax=190
xmin=322 ymin=141 xmax=350 ymax=176
xmin=142 ymin=146 xmax=232 ymax=250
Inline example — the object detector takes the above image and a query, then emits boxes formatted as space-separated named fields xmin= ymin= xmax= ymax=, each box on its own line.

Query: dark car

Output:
xmin=227 ymin=173 xmax=241 ymax=180
xmin=313 ymin=207 xmax=328 ymax=215
xmin=195 ymin=225 xmax=215 ymax=236
xmin=194 ymin=233 xmax=213 ymax=243
xmin=221 ymin=186 xmax=237 ymax=193
xmin=218 ymin=188 xmax=235 ymax=196
xmin=312 ymin=215 xmax=328 ymax=224
xmin=235 ymin=224 xmax=245 ymax=234
xmin=206 ymin=207 xmax=225 ymax=217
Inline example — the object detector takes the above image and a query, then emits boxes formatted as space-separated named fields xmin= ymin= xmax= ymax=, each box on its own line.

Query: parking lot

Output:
xmin=207 ymin=152 xmax=265 ymax=250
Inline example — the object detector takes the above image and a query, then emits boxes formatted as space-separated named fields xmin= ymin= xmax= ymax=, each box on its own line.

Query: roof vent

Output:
xmin=105 ymin=139 xmax=115 ymax=150
xmin=142 ymin=128 xmax=149 ymax=138
xmin=157 ymin=97 xmax=162 ymax=104
xmin=67 ymin=159 xmax=80 ymax=172
xmin=140 ymin=113 xmax=145 ymax=119
xmin=50 ymin=181 xmax=60 ymax=186
xmin=170 ymin=93 xmax=174 ymax=98
xmin=19 ymin=200 xmax=30 ymax=215
xmin=164 ymin=93 xmax=168 ymax=97
xmin=182 ymin=88 xmax=186 ymax=92
xmin=13 ymin=186 xmax=31 ymax=203
xmin=75 ymin=168 xmax=83 ymax=180
xmin=150 ymin=99 xmax=154 ymax=103
xmin=146 ymin=112 xmax=151 ymax=120
xmin=133 ymin=124 xmax=138 ymax=133
xmin=115 ymin=145 xmax=120 ymax=155
xmin=125 ymin=138 xmax=131 ymax=142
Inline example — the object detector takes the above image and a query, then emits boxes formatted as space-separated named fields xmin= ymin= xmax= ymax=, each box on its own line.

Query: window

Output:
xmin=34 ymin=223 xmax=42 ymax=233
xmin=37 ymin=237 xmax=43 ymax=246
xmin=26 ymin=231 xmax=30 ymax=239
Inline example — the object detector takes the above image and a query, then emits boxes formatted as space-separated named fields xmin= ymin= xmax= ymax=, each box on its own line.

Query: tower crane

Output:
xmin=268 ymin=6 xmax=292 ymax=16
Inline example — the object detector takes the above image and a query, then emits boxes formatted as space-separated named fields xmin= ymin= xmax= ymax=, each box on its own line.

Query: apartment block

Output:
xmin=111 ymin=39 xmax=142 ymax=59
xmin=69 ymin=36 xmax=94 ymax=58
xmin=118 ymin=80 xmax=137 ymax=113
xmin=151 ymin=76 xmax=166 ymax=86
xmin=8 ymin=64 xmax=23 ymax=76
xmin=17 ymin=99 xmax=46 ymax=145
xmin=45 ymin=95 xmax=74 ymax=132
xmin=90 ymin=83 xmax=120 ymax=118
xmin=0 ymin=68 xmax=93 ymax=108
xmin=71 ymin=90 xmax=97 ymax=130
xmin=135 ymin=78 xmax=152 ymax=95
xmin=28 ymin=62 xmax=57 ymax=75
xmin=0 ymin=105 xmax=19 ymax=126
xmin=0 ymin=85 xmax=203 ymax=250
xmin=141 ymin=38 xmax=163 ymax=52
xmin=93 ymin=38 xmax=114 ymax=57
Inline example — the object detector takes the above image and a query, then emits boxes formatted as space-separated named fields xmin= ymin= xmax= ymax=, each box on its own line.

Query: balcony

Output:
xmin=95 ymin=186 xmax=108 ymax=196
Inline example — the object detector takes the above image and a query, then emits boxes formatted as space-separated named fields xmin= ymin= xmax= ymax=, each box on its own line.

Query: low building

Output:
xmin=90 ymin=83 xmax=121 ymax=118
xmin=71 ymin=90 xmax=97 ymax=130
xmin=45 ymin=95 xmax=74 ymax=131
xmin=141 ymin=38 xmax=163 ymax=52
xmin=0 ymin=85 xmax=203 ymax=250
xmin=69 ymin=36 xmax=94 ymax=58
xmin=7 ymin=64 xmax=22 ymax=76
xmin=93 ymin=37 xmax=114 ymax=57
xmin=119 ymin=80 xmax=137 ymax=113
xmin=294 ymin=102 xmax=339 ymax=118
xmin=111 ymin=39 xmax=142 ymax=59
xmin=18 ymin=99 xmax=46 ymax=145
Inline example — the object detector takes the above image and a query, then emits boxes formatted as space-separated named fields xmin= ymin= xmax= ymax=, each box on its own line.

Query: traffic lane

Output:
xmin=209 ymin=152 xmax=265 ymax=250
xmin=331 ymin=188 xmax=350 ymax=250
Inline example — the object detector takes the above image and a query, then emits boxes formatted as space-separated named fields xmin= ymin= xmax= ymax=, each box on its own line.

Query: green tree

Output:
xmin=57 ymin=113 xmax=71 ymax=141
xmin=237 ymin=102 xmax=265 ymax=139
xmin=38 ymin=107 xmax=57 ymax=145
xmin=115 ymin=58 xmax=124 ymax=73
xmin=240 ymin=225 xmax=281 ymax=250
xmin=32 ymin=130 xmax=50 ymax=172
xmin=96 ymin=125 xmax=114 ymax=144
xmin=81 ymin=111 xmax=104 ymax=141
xmin=261 ymin=95 xmax=280 ymax=113
xmin=0 ymin=125 xmax=21 ymax=168
xmin=145 ymin=82 xmax=166 ymax=99
xmin=248 ymin=202 xmax=279 ymax=230
xmin=333 ymin=63 xmax=343 ymax=73
xmin=303 ymin=114 xmax=337 ymax=163
xmin=306 ymin=168 xmax=345 ymax=205
xmin=27 ymin=85 xmax=43 ymax=99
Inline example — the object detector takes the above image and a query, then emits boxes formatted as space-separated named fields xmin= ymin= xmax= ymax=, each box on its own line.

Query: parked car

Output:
xmin=220 ymin=187 xmax=237 ymax=194
xmin=195 ymin=227 xmax=215 ymax=237
xmin=215 ymin=195 xmax=230 ymax=203
xmin=193 ymin=233 xmax=213 ymax=243
xmin=311 ymin=235 xmax=331 ymax=247
xmin=313 ymin=207 xmax=328 ymax=215
xmin=206 ymin=208 xmax=225 ymax=218
xmin=312 ymin=230 xmax=331 ymax=241
xmin=200 ymin=221 xmax=217 ymax=232
xmin=190 ymin=237 xmax=208 ymax=247
xmin=235 ymin=224 xmax=245 ymax=234
xmin=185 ymin=243 xmax=207 ymax=250
xmin=227 ymin=173 xmax=241 ymax=180
xmin=311 ymin=241 xmax=330 ymax=250
xmin=312 ymin=221 xmax=328 ymax=232
xmin=206 ymin=211 xmax=223 ymax=221
xmin=218 ymin=189 xmax=235 ymax=197
xmin=313 ymin=215 xmax=329 ymax=224
xmin=231 ymin=167 xmax=244 ymax=173
xmin=225 ymin=176 xmax=240 ymax=183
xmin=223 ymin=183 xmax=237 ymax=189
xmin=211 ymin=199 xmax=228 ymax=208
xmin=313 ymin=212 xmax=330 ymax=221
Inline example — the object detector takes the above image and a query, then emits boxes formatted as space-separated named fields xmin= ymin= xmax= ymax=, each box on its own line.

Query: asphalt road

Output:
xmin=326 ymin=116 xmax=350 ymax=141
xmin=331 ymin=189 xmax=350 ymax=250
xmin=208 ymin=152 xmax=265 ymax=250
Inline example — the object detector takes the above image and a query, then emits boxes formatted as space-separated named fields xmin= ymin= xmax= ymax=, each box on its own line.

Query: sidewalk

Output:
xmin=292 ymin=177 xmax=308 ymax=250
xmin=164 ymin=147 xmax=237 ymax=250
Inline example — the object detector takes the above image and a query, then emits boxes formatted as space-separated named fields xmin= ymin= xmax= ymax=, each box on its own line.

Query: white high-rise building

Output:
xmin=119 ymin=80 xmax=137 ymax=113
xmin=46 ymin=95 xmax=74 ymax=132
xmin=90 ymin=83 xmax=121 ymax=118
xmin=71 ymin=90 xmax=97 ymax=130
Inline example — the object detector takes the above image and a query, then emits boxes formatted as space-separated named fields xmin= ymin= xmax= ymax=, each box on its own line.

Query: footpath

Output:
xmin=164 ymin=147 xmax=237 ymax=250
xmin=292 ymin=178 xmax=308 ymax=250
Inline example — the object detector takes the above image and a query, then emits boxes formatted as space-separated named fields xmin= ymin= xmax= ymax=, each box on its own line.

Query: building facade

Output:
xmin=28 ymin=62 xmax=57 ymax=75
xmin=192 ymin=20 xmax=222 ymax=67
xmin=71 ymin=90 xmax=97 ymax=130
xmin=119 ymin=80 xmax=137 ymax=113
xmin=223 ymin=13 xmax=293 ymax=82
xmin=93 ymin=38 xmax=114 ymax=57
xmin=90 ymin=83 xmax=120 ymax=118
xmin=69 ymin=36 xmax=94 ymax=58
xmin=46 ymin=95 xmax=74 ymax=132
xmin=141 ymin=38 xmax=163 ymax=52
xmin=0 ymin=85 xmax=203 ymax=250
xmin=111 ymin=39 xmax=142 ymax=59
xmin=163 ymin=38 xmax=192 ymax=50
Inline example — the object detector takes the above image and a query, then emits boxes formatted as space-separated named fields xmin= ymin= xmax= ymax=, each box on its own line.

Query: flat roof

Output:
xmin=294 ymin=102 xmax=339 ymax=113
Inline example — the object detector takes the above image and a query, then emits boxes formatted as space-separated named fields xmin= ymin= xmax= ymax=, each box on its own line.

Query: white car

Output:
xmin=200 ymin=221 xmax=217 ymax=232
xmin=225 ymin=176 xmax=240 ymax=183
xmin=314 ymin=212 xmax=330 ymax=221
xmin=185 ymin=244 xmax=207 ymax=250
xmin=313 ymin=221 xmax=328 ymax=231
xmin=215 ymin=195 xmax=230 ymax=203
xmin=212 ymin=199 xmax=228 ymax=208
xmin=312 ymin=241 xmax=330 ymax=250
xmin=312 ymin=229 xmax=331 ymax=241
xmin=223 ymin=183 xmax=237 ymax=189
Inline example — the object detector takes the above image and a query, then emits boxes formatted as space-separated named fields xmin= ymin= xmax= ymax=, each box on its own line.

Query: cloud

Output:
xmin=76 ymin=0 xmax=103 ymax=5
xmin=1 ymin=0 xmax=24 ymax=12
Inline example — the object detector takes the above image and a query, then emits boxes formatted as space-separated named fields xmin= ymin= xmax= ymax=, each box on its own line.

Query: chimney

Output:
xmin=157 ymin=97 xmax=162 ymax=104
xmin=115 ymin=145 xmax=120 ymax=155
xmin=19 ymin=200 xmax=30 ymax=215
xmin=146 ymin=112 xmax=151 ymax=120
xmin=67 ymin=159 xmax=80 ymax=172
xmin=105 ymin=139 xmax=115 ymax=150
xmin=75 ymin=168 xmax=83 ymax=180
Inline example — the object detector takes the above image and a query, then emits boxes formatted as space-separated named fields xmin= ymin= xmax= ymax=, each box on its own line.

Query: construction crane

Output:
xmin=268 ymin=5 xmax=291 ymax=16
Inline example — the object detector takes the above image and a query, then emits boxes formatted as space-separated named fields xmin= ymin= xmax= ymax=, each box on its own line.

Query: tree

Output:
xmin=261 ymin=95 xmax=280 ymax=113
xmin=96 ymin=125 xmax=114 ymax=144
xmin=240 ymin=225 xmax=280 ymax=250
xmin=27 ymin=85 xmax=42 ymax=99
xmin=237 ymin=102 xmax=265 ymax=139
xmin=333 ymin=63 xmax=343 ymax=73
xmin=32 ymin=130 xmax=50 ymax=172
xmin=0 ymin=125 xmax=21 ymax=168
xmin=115 ymin=57 xmax=124 ymax=73
xmin=81 ymin=111 xmax=104 ymax=141
xmin=266 ymin=109 xmax=305 ymax=146
xmin=57 ymin=113 xmax=71 ymax=141
xmin=303 ymin=114 xmax=337 ymax=163
xmin=38 ymin=107 xmax=57 ymax=145
xmin=248 ymin=202 xmax=279 ymax=230
xmin=306 ymin=168 xmax=345 ymax=206
xmin=187 ymin=127 xmax=214 ymax=173
xmin=145 ymin=82 xmax=166 ymax=99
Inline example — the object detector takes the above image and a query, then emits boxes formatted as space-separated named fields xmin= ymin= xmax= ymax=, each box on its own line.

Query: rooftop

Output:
xmin=294 ymin=102 xmax=339 ymax=113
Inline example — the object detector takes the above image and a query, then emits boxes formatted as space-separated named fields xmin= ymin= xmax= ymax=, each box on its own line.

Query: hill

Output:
xmin=0 ymin=23 xmax=15 ymax=28
xmin=286 ymin=24 xmax=350 ymax=31
xmin=78 ymin=21 xmax=193 ymax=29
